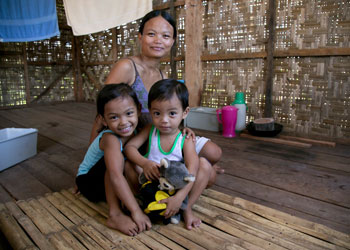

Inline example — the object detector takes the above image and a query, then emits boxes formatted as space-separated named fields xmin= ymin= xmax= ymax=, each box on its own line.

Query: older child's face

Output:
xmin=139 ymin=16 xmax=175 ymax=59
xmin=102 ymin=96 xmax=139 ymax=138
xmin=150 ymin=94 xmax=189 ymax=135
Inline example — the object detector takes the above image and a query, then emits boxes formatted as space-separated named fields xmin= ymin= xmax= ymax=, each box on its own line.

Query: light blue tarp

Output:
xmin=0 ymin=0 xmax=60 ymax=42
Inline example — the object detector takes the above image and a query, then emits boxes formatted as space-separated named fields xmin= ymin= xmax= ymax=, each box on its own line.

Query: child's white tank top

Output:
xmin=145 ymin=125 xmax=185 ymax=164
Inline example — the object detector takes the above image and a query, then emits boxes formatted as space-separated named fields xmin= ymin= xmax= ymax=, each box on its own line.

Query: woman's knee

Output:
xmin=200 ymin=142 xmax=222 ymax=164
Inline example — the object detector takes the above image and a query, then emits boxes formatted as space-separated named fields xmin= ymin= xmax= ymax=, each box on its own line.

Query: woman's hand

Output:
xmin=182 ymin=127 xmax=196 ymax=142
xmin=143 ymin=160 xmax=160 ymax=180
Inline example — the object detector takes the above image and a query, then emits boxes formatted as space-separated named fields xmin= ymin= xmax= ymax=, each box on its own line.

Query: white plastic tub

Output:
xmin=184 ymin=107 xmax=221 ymax=132
xmin=0 ymin=128 xmax=38 ymax=171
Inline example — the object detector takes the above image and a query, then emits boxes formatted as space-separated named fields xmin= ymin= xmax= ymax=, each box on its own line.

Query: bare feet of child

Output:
xmin=183 ymin=208 xmax=201 ymax=230
xmin=214 ymin=164 xmax=225 ymax=174
xmin=107 ymin=213 xmax=139 ymax=236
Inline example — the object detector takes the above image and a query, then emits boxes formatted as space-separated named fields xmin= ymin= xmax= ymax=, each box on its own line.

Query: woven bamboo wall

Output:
xmin=196 ymin=0 xmax=350 ymax=140
xmin=0 ymin=0 xmax=75 ymax=107
xmin=0 ymin=0 xmax=349 ymax=141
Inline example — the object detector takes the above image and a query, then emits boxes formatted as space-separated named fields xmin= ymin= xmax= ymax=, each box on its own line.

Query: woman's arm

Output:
xmin=105 ymin=58 xmax=135 ymax=85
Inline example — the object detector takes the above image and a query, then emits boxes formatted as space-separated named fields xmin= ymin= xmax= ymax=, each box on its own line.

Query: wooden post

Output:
xmin=264 ymin=0 xmax=276 ymax=118
xmin=111 ymin=28 xmax=117 ymax=62
xmin=169 ymin=0 xmax=177 ymax=79
xmin=185 ymin=0 xmax=203 ymax=107
xmin=22 ymin=44 xmax=31 ymax=105
xmin=72 ymin=36 xmax=84 ymax=102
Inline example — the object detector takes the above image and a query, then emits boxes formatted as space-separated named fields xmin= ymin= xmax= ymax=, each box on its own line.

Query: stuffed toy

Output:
xmin=138 ymin=158 xmax=195 ymax=224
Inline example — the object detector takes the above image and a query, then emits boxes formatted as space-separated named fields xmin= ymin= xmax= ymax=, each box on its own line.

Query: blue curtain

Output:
xmin=0 ymin=0 xmax=59 ymax=42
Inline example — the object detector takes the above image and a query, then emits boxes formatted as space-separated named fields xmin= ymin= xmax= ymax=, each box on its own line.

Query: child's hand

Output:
xmin=159 ymin=195 xmax=183 ymax=219
xmin=131 ymin=209 xmax=152 ymax=233
xmin=182 ymin=127 xmax=196 ymax=142
xmin=143 ymin=160 xmax=160 ymax=180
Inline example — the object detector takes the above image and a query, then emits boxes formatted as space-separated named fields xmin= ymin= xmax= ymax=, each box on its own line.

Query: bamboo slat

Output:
xmin=0 ymin=189 xmax=349 ymax=250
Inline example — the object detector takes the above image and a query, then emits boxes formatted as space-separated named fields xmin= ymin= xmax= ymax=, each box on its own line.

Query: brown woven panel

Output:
xmin=203 ymin=0 xmax=267 ymax=54
xmin=0 ymin=67 xmax=26 ymax=107
xmin=275 ymin=0 xmax=350 ymax=50
xmin=0 ymin=0 xmax=75 ymax=107
xmin=199 ymin=0 xmax=350 ymax=141
xmin=26 ymin=29 xmax=73 ymax=63
xmin=274 ymin=56 xmax=350 ymax=139
xmin=201 ymin=59 xmax=266 ymax=124
xmin=28 ymin=65 xmax=75 ymax=103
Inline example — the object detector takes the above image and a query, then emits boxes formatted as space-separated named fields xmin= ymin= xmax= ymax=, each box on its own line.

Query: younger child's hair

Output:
xmin=97 ymin=83 xmax=140 ymax=116
xmin=148 ymin=79 xmax=188 ymax=110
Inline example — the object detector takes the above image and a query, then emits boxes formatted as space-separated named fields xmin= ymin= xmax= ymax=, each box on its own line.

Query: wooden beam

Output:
xmin=22 ymin=44 xmax=31 ymax=105
xmin=153 ymin=0 xmax=185 ymax=10
xmin=202 ymin=52 xmax=267 ymax=61
xmin=31 ymin=67 xmax=72 ymax=103
xmin=72 ymin=37 xmax=84 ymax=102
xmin=111 ymin=28 xmax=117 ymax=62
xmin=0 ymin=51 xmax=22 ymax=56
xmin=81 ymin=67 xmax=101 ymax=90
xmin=169 ymin=0 xmax=177 ymax=79
xmin=274 ymin=48 xmax=350 ymax=57
xmin=160 ymin=55 xmax=184 ymax=63
xmin=0 ymin=64 xmax=23 ymax=68
xmin=27 ymin=61 xmax=71 ymax=66
xmin=240 ymin=133 xmax=312 ymax=148
xmin=81 ymin=61 xmax=115 ymax=66
xmin=264 ymin=0 xmax=276 ymax=118
xmin=185 ymin=0 xmax=203 ymax=107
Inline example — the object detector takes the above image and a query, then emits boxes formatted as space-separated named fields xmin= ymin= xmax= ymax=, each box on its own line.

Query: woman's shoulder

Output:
xmin=105 ymin=58 xmax=136 ymax=84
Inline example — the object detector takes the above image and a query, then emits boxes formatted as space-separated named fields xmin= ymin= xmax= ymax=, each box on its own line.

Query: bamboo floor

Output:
xmin=1 ymin=188 xmax=349 ymax=250
xmin=0 ymin=102 xmax=349 ymax=249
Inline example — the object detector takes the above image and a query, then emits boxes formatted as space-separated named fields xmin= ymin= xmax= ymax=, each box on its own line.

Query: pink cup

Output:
xmin=216 ymin=106 xmax=238 ymax=137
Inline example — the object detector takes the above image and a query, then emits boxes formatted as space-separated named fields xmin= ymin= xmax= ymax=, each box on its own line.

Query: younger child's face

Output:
xmin=150 ymin=93 xmax=189 ymax=135
xmin=102 ymin=96 xmax=139 ymax=138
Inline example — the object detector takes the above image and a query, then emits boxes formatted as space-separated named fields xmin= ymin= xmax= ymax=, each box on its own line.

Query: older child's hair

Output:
xmin=139 ymin=10 xmax=177 ymax=39
xmin=97 ymin=83 xmax=140 ymax=116
xmin=148 ymin=79 xmax=188 ymax=110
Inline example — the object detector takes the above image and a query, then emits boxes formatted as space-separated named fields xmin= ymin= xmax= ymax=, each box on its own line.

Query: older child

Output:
xmin=124 ymin=79 xmax=215 ymax=230
xmin=76 ymin=84 xmax=151 ymax=236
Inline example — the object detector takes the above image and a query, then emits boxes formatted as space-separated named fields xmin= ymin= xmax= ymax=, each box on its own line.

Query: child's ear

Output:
xmin=100 ymin=114 xmax=107 ymax=127
xmin=182 ymin=107 xmax=190 ymax=119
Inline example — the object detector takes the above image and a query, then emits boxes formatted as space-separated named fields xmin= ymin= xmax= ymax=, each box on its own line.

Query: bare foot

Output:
xmin=183 ymin=209 xmax=201 ymax=230
xmin=107 ymin=213 xmax=139 ymax=236
xmin=214 ymin=165 xmax=225 ymax=174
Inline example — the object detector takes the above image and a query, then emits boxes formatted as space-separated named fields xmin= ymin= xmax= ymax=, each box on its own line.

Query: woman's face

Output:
xmin=139 ymin=16 xmax=175 ymax=59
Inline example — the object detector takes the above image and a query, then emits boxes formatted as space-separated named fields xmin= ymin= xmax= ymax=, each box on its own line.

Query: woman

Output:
xmin=90 ymin=10 xmax=176 ymax=142
xmin=89 ymin=10 xmax=223 ymax=177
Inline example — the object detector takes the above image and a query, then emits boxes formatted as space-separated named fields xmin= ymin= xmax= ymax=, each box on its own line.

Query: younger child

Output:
xmin=124 ymin=79 xmax=214 ymax=230
xmin=76 ymin=84 xmax=151 ymax=236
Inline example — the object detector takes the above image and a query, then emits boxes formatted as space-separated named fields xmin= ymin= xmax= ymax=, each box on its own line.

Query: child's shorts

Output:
xmin=195 ymin=136 xmax=210 ymax=154
xmin=76 ymin=157 xmax=106 ymax=202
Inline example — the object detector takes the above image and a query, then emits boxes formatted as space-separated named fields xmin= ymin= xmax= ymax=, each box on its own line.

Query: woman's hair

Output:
xmin=139 ymin=10 xmax=177 ymax=39
xmin=148 ymin=79 xmax=188 ymax=110
xmin=96 ymin=83 xmax=140 ymax=116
